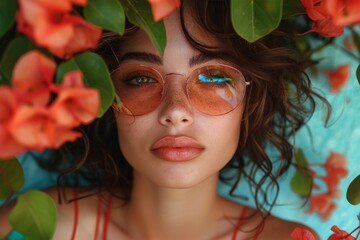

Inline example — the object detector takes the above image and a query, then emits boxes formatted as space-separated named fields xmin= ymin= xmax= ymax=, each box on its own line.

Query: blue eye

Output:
xmin=198 ymin=73 xmax=231 ymax=84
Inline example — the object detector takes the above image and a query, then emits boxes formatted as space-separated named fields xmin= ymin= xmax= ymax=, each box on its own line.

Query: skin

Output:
xmin=0 ymin=9 xmax=320 ymax=240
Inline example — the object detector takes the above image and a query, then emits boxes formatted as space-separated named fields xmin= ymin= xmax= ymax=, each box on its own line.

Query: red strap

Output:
xmin=253 ymin=213 xmax=269 ymax=240
xmin=102 ymin=194 xmax=112 ymax=240
xmin=231 ymin=206 xmax=248 ymax=240
xmin=93 ymin=196 xmax=102 ymax=240
xmin=71 ymin=188 xmax=79 ymax=240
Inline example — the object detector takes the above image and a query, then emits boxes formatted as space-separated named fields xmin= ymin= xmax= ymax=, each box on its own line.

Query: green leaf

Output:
xmin=357 ymin=64 xmax=360 ymax=85
xmin=84 ymin=0 xmax=125 ymax=35
xmin=0 ymin=158 xmax=24 ymax=200
xmin=57 ymin=52 xmax=115 ymax=117
xmin=351 ymin=27 xmax=360 ymax=55
xmin=282 ymin=0 xmax=305 ymax=18
xmin=0 ymin=36 xmax=50 ymax=82
xmin=347 ymin=175 xmax=360 ymax=205
xmin=119 ymin=0 xmax=166 ymax=56
xmin=231 ymin=0 xmax=283 ymax=42
xmin=290 ymin=148 xmax=312 ymax=197
xmin=0 ymin=0 xmax=17 ymax=38
xmin=56 ymin=58 xmax=79 ymax=84
xmin=9 ymin=190 xmax=57 ymax=240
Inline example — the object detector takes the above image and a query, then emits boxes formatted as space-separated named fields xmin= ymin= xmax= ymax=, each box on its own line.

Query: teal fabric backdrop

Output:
xmin=219 ymin=34 xmax=360 ymax=238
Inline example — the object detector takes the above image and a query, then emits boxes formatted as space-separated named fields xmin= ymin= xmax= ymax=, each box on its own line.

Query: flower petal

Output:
xmin=326 ymin=0 xmax=360 ymax=26
xmin=290 ymin=227 xmax=316 ymax=240
xmin=9 ymin=106 xmax=53 ymax=151
xmin=48 ymin=15 xmax=102 ymax=59
xmin=0 ymin=88 xmax=26 ymax=159
xmin=148 ymin=0 xmax=181 ymax=21
xmin=12 ymin=51 xmax=56 ymax=106
xmin=325 ymin=65 xmax=350 ymax=93
xmin=50 ymin=71 xmax=100 ymax=127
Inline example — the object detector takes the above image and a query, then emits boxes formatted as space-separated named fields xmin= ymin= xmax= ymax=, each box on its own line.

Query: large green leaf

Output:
xmin=231 ymin=0 xmax=283 ymax=42
xmin=119 ymin=0 xmax=166 ymax=56
xmin=347 ymin=175 xmax=360 ymax=205
xmin=9 ymin=190 xmax=57 ymax=240
xmin=0 ymin=158 xmax=24 ymax=200
xmin=0 ymin=0 xmax=17 ymax=38
xmin=290 ymin=148 xmax=312 ymax=197
xmin=56 ymin=52 xmax=115 ymax=117
xmin=84 ymin=0 xmax=125 ymax=35
xmin=0 ymin=36 xmax=50 ymax=82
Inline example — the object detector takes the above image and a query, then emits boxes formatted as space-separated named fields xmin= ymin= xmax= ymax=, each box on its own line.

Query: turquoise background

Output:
xmin=6 ymin=35 xmax=360 ymax=239
xmin=219 ymin=35 xmax=360 ymax=238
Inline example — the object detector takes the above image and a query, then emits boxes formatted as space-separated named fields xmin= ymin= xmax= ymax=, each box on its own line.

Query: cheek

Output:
xmin=115 ymin=116 xmax=150 ymax=161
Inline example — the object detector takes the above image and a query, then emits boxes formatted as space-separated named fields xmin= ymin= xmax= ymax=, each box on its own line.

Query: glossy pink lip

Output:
xmin=151 ymin=136 xmax=205 ymax=162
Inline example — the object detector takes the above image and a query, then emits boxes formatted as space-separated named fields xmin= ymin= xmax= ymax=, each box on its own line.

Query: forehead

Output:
xmin=118 ymin=10 xmax=220 ymax=64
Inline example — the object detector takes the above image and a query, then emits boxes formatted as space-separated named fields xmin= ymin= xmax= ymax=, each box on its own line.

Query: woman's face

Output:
xmin=114 ymin=11 xmax=245 ymax=188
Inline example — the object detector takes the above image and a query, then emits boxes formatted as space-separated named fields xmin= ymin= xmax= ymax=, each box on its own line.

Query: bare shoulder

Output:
xmin=45 ymin=187 xmax=101 ymax=239
xmin=260 ymin=214 xmax=320 ymax=240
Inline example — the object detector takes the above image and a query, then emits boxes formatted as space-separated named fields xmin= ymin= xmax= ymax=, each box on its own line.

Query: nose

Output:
xmin=158 ymin=74 xmax=194 ymax=127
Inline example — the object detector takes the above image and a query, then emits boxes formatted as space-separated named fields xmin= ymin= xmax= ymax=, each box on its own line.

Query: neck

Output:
xmin=123 ymin=172 xmax=225 ymax=240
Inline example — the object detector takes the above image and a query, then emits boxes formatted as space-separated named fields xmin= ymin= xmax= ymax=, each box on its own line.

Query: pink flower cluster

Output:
xmin=0 ymin=51 xmax=99 ymax=159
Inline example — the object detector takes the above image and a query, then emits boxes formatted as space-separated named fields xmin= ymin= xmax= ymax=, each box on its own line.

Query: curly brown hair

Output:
xmin=45 ymin=0 xmax=329 ymax=213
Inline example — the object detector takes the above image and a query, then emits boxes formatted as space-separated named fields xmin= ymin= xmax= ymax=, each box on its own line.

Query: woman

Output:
xmin=1 ymin=0 xmax=324 ymax=239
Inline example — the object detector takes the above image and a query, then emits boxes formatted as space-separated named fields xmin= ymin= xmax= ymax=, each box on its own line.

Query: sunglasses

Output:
xmin=111 ymin=63 xmax=250 ymax=116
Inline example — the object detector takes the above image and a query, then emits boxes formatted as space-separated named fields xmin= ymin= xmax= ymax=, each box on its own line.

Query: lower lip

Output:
xmin=151 ymin=147 xmax=204 ymax=162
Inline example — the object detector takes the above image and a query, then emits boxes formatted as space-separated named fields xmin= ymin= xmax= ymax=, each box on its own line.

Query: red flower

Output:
xmin=307 ymin=193 xmax=337 ymax=220
xmin=301 ymin=0 xmax=328 ymax=20
xmin=50 ymin=71 xmax=100 ymax=128
xmin=328 ymin=225 xmax=356 ymax=240
xmin=9 ymin=105 xmax=81 ymax=151
xmin=326 ymin=0 xmax=360 ymax=26
xmin=11 ymin=50 xmax=56 ymax=106
xmin=325 ymin=65 xmax=350 ymax=93
xmin=47 ymin=15 xmax=102 ymax=59
xmin=17 ymin=0 xmax=101 ymax=59
xmin=310 ymin=17 xmax=344 ymax=37
xmin=321 ymin=152 xmax=348 ymax=192
xmin=291 ymin=227 xmax=316 ymax=240
xmin=0 ymin=87 xmax=26 ymax=159
xmin=147 ymin=0 xmax=180 ymax=21
xmin=300 ymin=0 xmax=344 ymax=37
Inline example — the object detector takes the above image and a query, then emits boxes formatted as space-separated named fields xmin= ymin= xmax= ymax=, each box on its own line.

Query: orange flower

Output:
xmin=307 ymin=193 xmax=337 ymax=220
xmin=326 ymin=0 xmax=360 ymax=26
xmin=50 ymin=71 xmax=100 ymax=128
xmin=300 ymin=0 xmax=328 ymax=20
xmin=291 ymin=227 xmax=316 ymax=240
xmin=9 ymin=105 xmax=81 ymax=151
xmin=328 ymin=225 xmax=356 ymax=240
xmin=17 ymin=0 xmax=101 ymax=59
xmin=0 ymin=87 xmax=26 ymax=159
xmin=325 ymin=65 xmax=350 ymax=93
xmin=11 ymin=50 xmax=56 ymax=106
xmin=320 ymin=152 xmax=348 ymax=193
xmin=47 ymin=15 xmax=102 ymax=59
xmin=310 ymin=17 xmax=344 ymax=37
xmin=300 ymin=0 xmax=344 ymax=37
xmin=147 ymin=0 xmax=180 ymax=21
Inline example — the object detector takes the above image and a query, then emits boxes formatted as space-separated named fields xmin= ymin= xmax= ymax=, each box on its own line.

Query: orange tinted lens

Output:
xmin=112 ymin=64 xmax=163 ymax=115
xmin=188 ymin=65 xmax=245 ymax=115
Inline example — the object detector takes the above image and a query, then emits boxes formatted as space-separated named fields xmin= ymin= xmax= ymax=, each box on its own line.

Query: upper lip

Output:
xmin=151 ymin=136 xmax=205 ymax=149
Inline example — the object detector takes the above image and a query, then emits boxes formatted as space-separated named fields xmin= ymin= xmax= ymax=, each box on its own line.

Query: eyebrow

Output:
xmin=119 ymin=52 xmax=214 ymax=67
